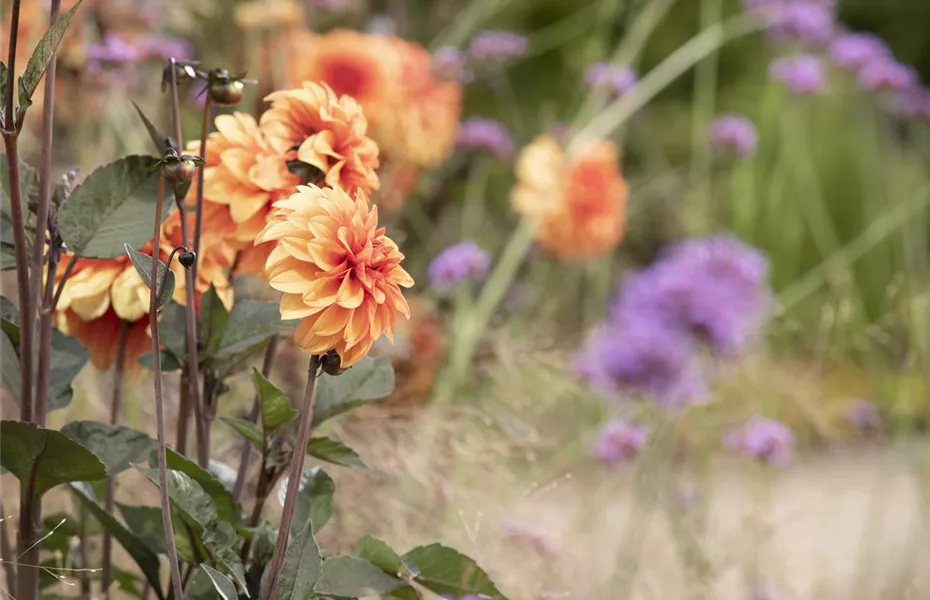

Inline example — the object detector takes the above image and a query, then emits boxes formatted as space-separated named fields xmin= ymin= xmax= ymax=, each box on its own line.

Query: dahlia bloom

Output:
xmin=256 ymin=184 xmax=414 ymax=367
xmin=724 ymin=416 xmax=794 ymax=466
xmin=709 ymin=114 xmax=758 ymax=157
xmin=160 ymin=209 xmax=237 ymax=310
xmin=456 ymin=118 xmax=514 ymax=160
xmin=511 ymin=135 xmax=628 ymax=261
xmin=770 ymin=54 xmax=825 ymax=95
xmin=428 ymin=242 xmax=491 ymax=292
xmin=589 ymin=420 xmax=648 ymax=465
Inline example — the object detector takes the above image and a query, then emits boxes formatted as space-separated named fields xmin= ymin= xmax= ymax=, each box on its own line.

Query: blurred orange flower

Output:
xmin=511 ymin=135 xmax=628 ymax=261
xmin=59 ymin=309 xmax=151 ymax=371
xmin=160 ymin=209 xmax=237 ymax=311
xmin=287 ymin=29 xmax=461 ymax=174
xmin=256 ymin=184 xmax=414 ymax=367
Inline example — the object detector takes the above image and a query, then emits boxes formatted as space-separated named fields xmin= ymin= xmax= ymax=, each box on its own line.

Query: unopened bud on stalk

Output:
xmin=178 ymin=251 xmax=197 ymax=269
xmin=319 ymin=349 xmax=348 ymax=377
xmin=151 ymin=148 xmax=205 ymax=183
xmin=198 ymin=67 xmax=257 ymax=107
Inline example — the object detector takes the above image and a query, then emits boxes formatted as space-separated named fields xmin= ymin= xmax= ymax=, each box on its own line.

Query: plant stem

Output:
xmin=150 ymin=174 xmax=184 ymax=600
xmin=30 ymin=0 xmax=62 ymax=427
xmin=0 ymin=502 xmax=16 ymax=594
xmin=192 ymin=95 xmax=212 ymax=287
xmin=261 ymin=355 xmax=321 ymax=600
xmin=4 ymin=0 xmax=21 ymax=126
xmin=177 ymin=372 xmax=191 ymax=455
xmin=232 ymin=336 xmax=280 ymax=501
xmin=16 ymin=459 xmax=39 ymax=600
xmin=77 ymin=504 xmax=91 ymax=596
xmin=239 ymin=463 xmax=273 ymax=563
xmin=51 ymin=254 xmax=77 ymax=309
xmin=100 ymin=319 xmax=129 ymax=597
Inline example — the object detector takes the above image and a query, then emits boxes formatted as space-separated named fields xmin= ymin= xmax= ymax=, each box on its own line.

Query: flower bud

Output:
xmin=319 ymin=348 xmax=347 ymax=376
xmin=208 ymin=79 xmax=246 ymax=106
xmin=178 ymin=250 xmax=196 ymax=269
xmin=162 ymin=159 xmax=198 ymax=183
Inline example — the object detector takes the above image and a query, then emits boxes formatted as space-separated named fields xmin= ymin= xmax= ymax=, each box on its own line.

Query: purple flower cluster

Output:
xmin=858 ymin=59 xmax=917 ymax=93
xmin=584 ymin=62 xmax=638 ymax=96
xmin=769 ymin=54 xmax=825 ymax=95
xmin=456 ymin=118 xmax=514 ymax=160
xmin=432 ymin=46 xmax=472 ymax=83
xmin=766 ymin=1 xmax=836 ymax=47
xmin=428 ymin=241 xmax=491 ymax=292
xmin=723 ymin=415 xmax=794 ymax=466
xmin=467 ymin=30 xmax=528 ymax=61
xmin=589 ymin=419 xmax=648 ymax=465
xmin=86 ymin=34 xmax=141 ymax=64
xmin=708 ymin=114 xmax=758 ymax=158
xmin=576 ymin=235 xmax=770 ymax=405
xmin=86 ymin=33 xmax=192 ymax=68
xmin=829 ymin=33 xmax=890 ymax=71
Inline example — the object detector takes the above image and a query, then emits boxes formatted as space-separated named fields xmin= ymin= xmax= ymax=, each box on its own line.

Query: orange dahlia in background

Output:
xmin=256 ymin=184 xmax=414 ymax=367
xmin=160 ymin=209 xmax=238 ymax=310
xmin=511 ymin=135 xmax=628 ymax=261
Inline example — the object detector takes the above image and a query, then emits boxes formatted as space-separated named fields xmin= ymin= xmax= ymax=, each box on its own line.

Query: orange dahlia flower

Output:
xmin=160 ymin=209 xmax=237 ymax=311
xmin=287 ymin=29 xmax=462 ymax=170
xmin=256 ymin=184 xmax=414 ymax=367
xmin=59 ymin=309 xmax=151 ymax=371
xmin=511 ymin=135 xmax=628 ymax=261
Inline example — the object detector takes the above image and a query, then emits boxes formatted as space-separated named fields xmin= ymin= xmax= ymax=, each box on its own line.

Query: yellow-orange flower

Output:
xmin=260 ymin=81 xmax=380 ymax=195
xmin=160 ymin=209 xmax=237 ymax=311
xmin=256 ymin=184 xmax=414 ymax=367
xmin=511 ymin=135 xmax=628 ymax=261
xmin=59 ymin=309 xmax=151 ymax=372
xmin=287 ymin=29 xmax=462 ymax=170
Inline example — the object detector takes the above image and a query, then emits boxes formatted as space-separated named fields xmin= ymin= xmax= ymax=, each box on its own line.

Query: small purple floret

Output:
xmin=767 ymin=1 xmax=836 ymax=46
xmin=428 ymin=241 xmax=491 ymax=292
xmin=724 ymin=415 xmax=794 ymax=466
xmin=585 ymin=62 xmax=638 ymax=96
xmin=468 ymin=30 xmax=528 ymax=61
xmin=456 ymin=118 xmax=514 ymax=160
xmin=709 ymin=114 xmax=758 ymax=157
xmin=590 ymin=419 xmax=648 ymax=465
xmin=858 ymin=58 xmax=917 ymax=92
xmin=829 ymin=33 xmax=891 ymax=71
xmin=770 ymin=54 xmax=825 ymax=95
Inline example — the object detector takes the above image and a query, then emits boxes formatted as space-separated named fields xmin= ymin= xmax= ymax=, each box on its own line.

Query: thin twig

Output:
xmin=50 ymin=253 xmax=77 ymax=310
xmin=150 ymin=174 xmax=184 ymax=600
xmin=261 ymin=355 xmax=321 ymax=600
xmin=30 ymin=0 xmax=62 ymax=428
xmin=176 ymin=373 xmax=191 ymax=455
xmin=232 ymin=336 xmax=280 ymax=501
xmin=0 ymin=504 xmax=16 ymax=593
xmin=76 ymin=504 xmax=90 ymax=596
xmin=100 ymin=319 xmax=129 ymax=597
xmin=192 ymin=95 xmax=212 ymax=286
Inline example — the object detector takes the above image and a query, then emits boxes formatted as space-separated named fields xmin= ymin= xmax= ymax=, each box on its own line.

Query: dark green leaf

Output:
xmin=313 ymin=356 xmax=395 ymax=424
xmin=254 ymin=369 xmax=297 ymax=435
xmin=0 ymin=151 xmax=37 ymax=217
xmin=221 ymin=417 xmax=263 ymax=448
xmin=354 ymin=535 xmax=405 ymax=576
xmin=200 ymin=285 xmax=230 ymax=354
xmin=138 ymin=467 xmax=217 ymax=532
xmin=314 ymin=556 xmax=404 ymax=596
xmin=403 ymin=543 xmax=507 ymax=600
xmin=0 ymin=421 xmax=107 ymax=499
xmin=117 ymin=503 xmax=167 ymax=554
xmin=1 ymin=243 xmax=17 ymax=270
xmin=70 ymin=482 xmax=163 ymax=598
xmin=125 ymin=243 xmax=175 ymax=308
xmin=281 ymin=467 xmax=334 ymax=534
xmin=137 ymin=350 xmax=182 ymax=372
xmin=160 ymin=448 xmax=239 ymax=524
xmin=58 ymin=155 xmax=165 ymax=258
xmin=111 ymin=566 xmax=145 ymax=597
xmin=198 ymin=564 xmax=238 ymax=600
xmin=214 ymin=300 xmax=298 ymax=357
xmin=0 ymin=62 xmax=7 ymax=116
xmin=271 ymin=522 xmax=322 ymax=600
xmin=203 ymin=523 xmax=249 ymax=593
xmin=16 ymin=0 xmax=85 ymax=111
xmin=131 ymin=100 xmax=170 ymax=155
xmin=307 ymin=436 xmax=367 ymax=469
xmin=156 ymin=302 xmax=187 ymax=359
xmin=40 ymin=512 xmax=81 ymax=554
xmin=61 ymin=421 xmax=153 ymax=475
xmin=1 ymin=296 xmax=19 ymax=345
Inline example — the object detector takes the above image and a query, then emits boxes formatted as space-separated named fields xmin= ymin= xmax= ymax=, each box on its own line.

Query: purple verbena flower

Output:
xmin=847 ymin=399 xmax=881 ymax=431
xmin=858 ymin=57 xmax=917 ymax=92
xmin=142 ymin=36 xmax=193 ymax=62
xmin=468 ymin=30 xmax=528 ymax=61
xmin=585 ymin=62 xmax=638 ymax=96
xmin=456 ymin=118 xmax=514 ymax=159
xmin=428 ymin=241 xmax=491 ymax=291
xmin=767 ymin=1 xmax=836 ymax=46
xmin=432 ymin=46 xmax=471 ymax=83
xmin=610 ymin=235 xmax=771 ymax=356
xmin=724 ymin=415 xmax=794 ymax=466
xmin=769 ymin=54 xmax=825 ymax=95
xmin=895 ymin=86 xmax=930 ymax=120
xmin=828 ymin=33 xmax=891 ymax=71
xmin=709 ymin=114 xmax=758 ymax=157
xmin=86 ymin=34 xmax=141 ymax=64
xmin=740 ymin=0 xmax=780 ymax=13
xmin=589 ymin=419 xmax=648 ymax=465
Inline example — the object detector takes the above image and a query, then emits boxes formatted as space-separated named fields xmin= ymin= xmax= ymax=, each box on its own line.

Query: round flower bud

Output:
xmin=208 ymin=79 xmax=246 ymax=106
xmin=178 ymin=250 xmax=197 ymax=269
xmin=162 ymin=158 xmax=198 ymax=183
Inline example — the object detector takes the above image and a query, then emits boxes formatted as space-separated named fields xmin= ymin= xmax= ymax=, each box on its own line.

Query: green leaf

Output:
xmin=61 ymin=421 xmax=153 ymax=476
xmin=155 ymin=302 xmax=187 ymax=359
xmin=1 ymin=296 xmax=19 ymax=345
xmin=125 ymin=243 xmax=175 ymax=308
xmin=138 ymin=467 xmax=217 ymax=532
xmin=1 ymin=243 xmax=17 ymax=270
xmin=16 ymin=0 xmax=85 ymax=113
xmin=254 ymin=369 xmax=297 ymax=435
xmin=160 ymin=448 xmax=239 ymax=524
xmin=200 ymin=285 xmax=230 ymax=355
xmin=221 ymin=417 xmax=263 ymax=448
xmin=111 ymin=566 xmax=145 ymax=597
xmin=313 ymin=356 xmax=395 ymax=424
xmin=280 ymin=466 xmax=334 ymax=534
xmin=58 ymin=155 xmax=165 ymax=258
xmin=203 ymin=523 xmax=249 ymax=593
xmin=117 ymin=503 xmax=167 ymax=554
xmin=137 ymin=350 xmax=182 ymax=372
xmin=272 ymin=522 xmax=322 ymax=600
xmin=70 ymin=482 xmax=163 ymax=598
xmin=403 ymin=543 xmax=508 ymax=600
xmin=307 ymin=436 xmax=367 ymax=470
xmin=131 ymin=100 xmax=170 ymax=155
xmin=0 ymin=62 xmax=7 ymax=116
xmin=198 ymin=564 xmax=238 ymax=600
xmin=0 ymin=156 xmax=36 ymax=225
xmin=214 ymin=300 xmax=298 ymax=357
xmin=0 ymin=421 xmax=107 ymax=499
xmin=354 ymin=535 xmax=406 ymax=576
xmin=314 ymin=556 xmax=404 ymax=596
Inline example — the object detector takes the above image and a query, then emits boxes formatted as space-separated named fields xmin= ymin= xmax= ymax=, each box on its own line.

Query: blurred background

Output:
xmin=3 ymin=0 xmax=930 ymax=598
